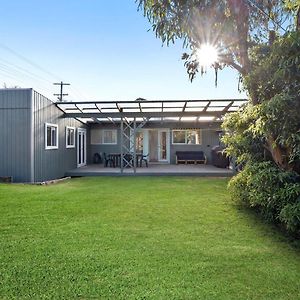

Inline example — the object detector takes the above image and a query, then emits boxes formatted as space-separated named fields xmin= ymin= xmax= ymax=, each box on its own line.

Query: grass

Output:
xmin=0 ymin=177 xmax=299 ymax=300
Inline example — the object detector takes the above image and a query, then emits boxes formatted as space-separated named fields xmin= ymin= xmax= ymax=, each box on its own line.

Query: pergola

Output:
xmin=56 ymin=98 xmax=247 ymax=173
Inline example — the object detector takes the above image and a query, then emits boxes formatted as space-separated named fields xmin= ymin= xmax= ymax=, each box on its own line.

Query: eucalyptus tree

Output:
xmin=137 ymin=0 xmax=299 ymax=171
xmin=137 ymin=0 xmax=297 ymax=102
xmin=137 ymin=1 xmax=300 ymax=234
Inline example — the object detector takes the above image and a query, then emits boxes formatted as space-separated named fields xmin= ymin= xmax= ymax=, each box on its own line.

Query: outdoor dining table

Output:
xmin=108 ymin=153 xmax=144 ymax=168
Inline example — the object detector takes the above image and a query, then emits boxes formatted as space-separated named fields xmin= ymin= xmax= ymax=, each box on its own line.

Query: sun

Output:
xmin=196 ymin=44 xmax=219 ymax=67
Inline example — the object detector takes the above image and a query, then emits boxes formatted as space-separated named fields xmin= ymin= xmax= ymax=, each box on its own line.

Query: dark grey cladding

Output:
xmin=0 ymin=89 xmax=87 ymax=182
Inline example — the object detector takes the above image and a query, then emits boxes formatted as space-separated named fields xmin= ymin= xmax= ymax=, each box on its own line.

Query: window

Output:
xmin=66 ymin=127 xmax=75 ymax=148
xmin=172 ymin=130 xmax=186 ymax=144
xmin=187 ymin=130 xmax=201 ymax=144
xmin=172 ymin=129 xmax=202 ymax=145
xmin=90 ymin=129 xmax=117 ymax=145
xmin=45 ymin=123 xmax=58 ymax=149
xmin=103 ymin=130 xmax=117 ymax=144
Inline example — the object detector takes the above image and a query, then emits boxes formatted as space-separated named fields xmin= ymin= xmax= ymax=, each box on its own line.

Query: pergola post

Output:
xmin=120 ymin=117 xmax=124 ymax=174
xmin=120 ymin=117 xmax=137 ymax=174
xmin=133 ymin=117 xmax=136 ymax=174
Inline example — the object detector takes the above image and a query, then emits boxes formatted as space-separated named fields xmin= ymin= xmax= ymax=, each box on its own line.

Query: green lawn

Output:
xmin=0 ymin=177 xmax=299 ymax=299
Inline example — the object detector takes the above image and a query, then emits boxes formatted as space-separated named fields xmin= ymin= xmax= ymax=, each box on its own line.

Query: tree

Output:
xmin=138 ymin=1 xmax=295 ymax=99
xmin=137 ymin=1 xmax=300 ymax=235
xmin=137 ymin=0 xmax=299 ymax=171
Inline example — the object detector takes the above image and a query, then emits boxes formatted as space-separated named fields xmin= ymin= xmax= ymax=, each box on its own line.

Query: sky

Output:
xmin=0 ymin=0 xmax=247 ymax=102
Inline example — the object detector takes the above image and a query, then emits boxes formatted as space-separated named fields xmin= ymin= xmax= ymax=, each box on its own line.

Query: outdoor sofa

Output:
xmin=175 ymin=151 xmax=207 ymax=164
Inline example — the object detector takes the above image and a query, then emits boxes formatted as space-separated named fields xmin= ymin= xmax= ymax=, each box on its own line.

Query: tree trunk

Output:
xmin=266 ymin=136 xmax=290 ymax=170
xmin=297 ymin=6 xmax=300 ymax=31
xmin=227 ymin=0 xmax=259 ymax=105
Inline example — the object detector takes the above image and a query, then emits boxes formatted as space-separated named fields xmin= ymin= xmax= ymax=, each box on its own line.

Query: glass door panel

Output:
xmin=159 ymin=131 xmax=167 ymax=160
xmin=77 ymin=129 xmax=86 ymax=167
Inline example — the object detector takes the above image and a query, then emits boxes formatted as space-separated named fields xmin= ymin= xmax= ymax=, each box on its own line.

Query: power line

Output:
xmin=0 ymin=43 xmax=62 ymax=81
xmin=0 ymin=42 xmax=87 ymax=100
xmin=0 ymin=62 xmax=55 ymax=95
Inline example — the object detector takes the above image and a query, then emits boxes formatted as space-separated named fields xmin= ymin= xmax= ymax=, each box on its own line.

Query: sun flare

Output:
xmin=196 ymin=44 xmax=219 ymax=67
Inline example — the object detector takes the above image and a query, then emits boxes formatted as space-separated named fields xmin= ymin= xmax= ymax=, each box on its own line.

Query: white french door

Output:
xmin=148 ymin=129 xmax=170 ymax=163
xmin=77 ymin=129 xmax=87 ymax=167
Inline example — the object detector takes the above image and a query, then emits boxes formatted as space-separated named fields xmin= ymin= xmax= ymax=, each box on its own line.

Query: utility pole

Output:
xmin=53 ymin=81 xmax=70 ymax=101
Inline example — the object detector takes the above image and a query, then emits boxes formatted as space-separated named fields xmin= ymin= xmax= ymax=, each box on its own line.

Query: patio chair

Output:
xmin=103 ymin=153 xmax=114 ymax=167
xmin=139 ymin=154 xmax=149 ymax=167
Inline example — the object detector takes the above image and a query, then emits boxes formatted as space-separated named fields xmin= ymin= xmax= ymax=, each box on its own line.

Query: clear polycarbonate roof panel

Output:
xmin=56 ymin=99 xmax=247 ymax=123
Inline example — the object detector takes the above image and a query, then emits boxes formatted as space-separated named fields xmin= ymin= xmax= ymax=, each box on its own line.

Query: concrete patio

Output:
xmin=66 ymin=164 xmax=234 ymax=177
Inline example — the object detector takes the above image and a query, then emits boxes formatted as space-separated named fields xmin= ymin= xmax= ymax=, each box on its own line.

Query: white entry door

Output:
xmin=77 ymin=129 xmax=87 ymax=167
xmin=148 ymin=129 xmax=170 ymax=163
xmin=158 ymin=129 xmax=170 ymax=162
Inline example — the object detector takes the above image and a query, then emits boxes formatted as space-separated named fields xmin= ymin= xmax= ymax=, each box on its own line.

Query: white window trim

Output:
xmin=66 ymin=126 xmax=76 ymax=149
xmin=101 ymin=129 xmax=117 ymax=145
xmin=172 ymin=129 xmax=202 ymax=145
xmin=45 ymin=123 xmax=59 ymax=150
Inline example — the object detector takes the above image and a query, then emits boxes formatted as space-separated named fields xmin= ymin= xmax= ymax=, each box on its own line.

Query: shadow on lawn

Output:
xmin=232 ymin=203 xmax=300 ymax=251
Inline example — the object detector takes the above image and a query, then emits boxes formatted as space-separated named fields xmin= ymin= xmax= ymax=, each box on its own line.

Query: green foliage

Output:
xmin=285 ymin=0 xmax=300 ymax=12
xmin=246 ymin=32 xmax=300 ymax=166
xmin=280 ymin=201 xmax=300 ymax=233
xmin=229 ymin=161 xmax=300 ymax=235
xmin=246 ymin=32 xmax=300 ymax=101
xmin=137 ymin=0 xmax=293 ymax=80
xmin=222 ymin=104 xmax=265 ymax=164
xmin=223 ymin=32 xmax=300 ymax=236
xmin=260 ymin=93 xmax=300 ymax=165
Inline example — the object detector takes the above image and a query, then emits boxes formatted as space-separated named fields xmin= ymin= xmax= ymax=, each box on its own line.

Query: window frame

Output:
xmin=101 ymin=129 xmax=117 ymax=145
xmin=66 ymin=126 xmax=76 ymax=149
xmin=172 ymin=130 xmax=187 ymax=145
xmin=45 ymin=123 xmax=59 ymax=150
xmin=172 ymin=129 xmax=202 ymax=145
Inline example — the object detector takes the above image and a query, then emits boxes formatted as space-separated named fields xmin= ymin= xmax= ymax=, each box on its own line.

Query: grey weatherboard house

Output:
xmin=0 ymin=88 xmax=245 ymax=182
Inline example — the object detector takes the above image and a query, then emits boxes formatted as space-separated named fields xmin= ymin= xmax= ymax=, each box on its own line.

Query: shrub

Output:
xmin=228 ymin=161 xmax=300 ymax=236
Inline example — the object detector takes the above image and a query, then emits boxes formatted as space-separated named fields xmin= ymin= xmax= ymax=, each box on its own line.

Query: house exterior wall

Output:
xmin=143 ymin=122 xmax=221 ymax=164
xmin=33 ymin=91 xmax=87 ymax=182
xmin=170 ymin=129 xmax=220 ymax=164
xmin=0 ymin=89 xmax=32 ymax=182
xmin=88 ymin=122 xmax=221 ymax=164
xmin=88 ymin=124 xmax=121 ymax=164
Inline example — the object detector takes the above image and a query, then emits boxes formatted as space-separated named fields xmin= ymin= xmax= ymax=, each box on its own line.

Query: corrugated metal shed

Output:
xmin=0 ymin=89 xmax=32 ymax=182
xmin=33 ymin=91 xmax=86 ymax=182
xmin=0 ymin=89 xmax=87 ymax=182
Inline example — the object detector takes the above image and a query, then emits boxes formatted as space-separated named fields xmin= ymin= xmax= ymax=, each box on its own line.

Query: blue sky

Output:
xmin=0 ymin=0 xmax=246 ymax=101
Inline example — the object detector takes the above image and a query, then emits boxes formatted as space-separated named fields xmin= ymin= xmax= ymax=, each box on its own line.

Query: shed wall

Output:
xmin=0 ymin=89 xmax=32 ymax=182
xmin=33 ymin=91 xmax=87 ymax=182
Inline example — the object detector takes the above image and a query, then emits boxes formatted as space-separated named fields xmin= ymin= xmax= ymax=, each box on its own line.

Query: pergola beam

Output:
xmin=179 ymin=101 xmax=188 ymax=121
xmin=116 ymin=103 xmax=122 ymax=112
xmin=62 ymin=105 xmax=241 ymax=111
xmin=202 ymin=100 xmax=211 ymax=112
xmin=63 ymin=111 xmax=225 ymax=119
xmin=95 ymin=104 xmax=101 ymax=113
xmin=56 ymin=98 xmax=246 ymax=105
xmin=212 ymin=101 xmax=235 ymax=122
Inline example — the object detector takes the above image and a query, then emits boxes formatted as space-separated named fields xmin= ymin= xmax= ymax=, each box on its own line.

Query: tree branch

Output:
xmin=220 ymin=58 xmax=246 ymax=75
